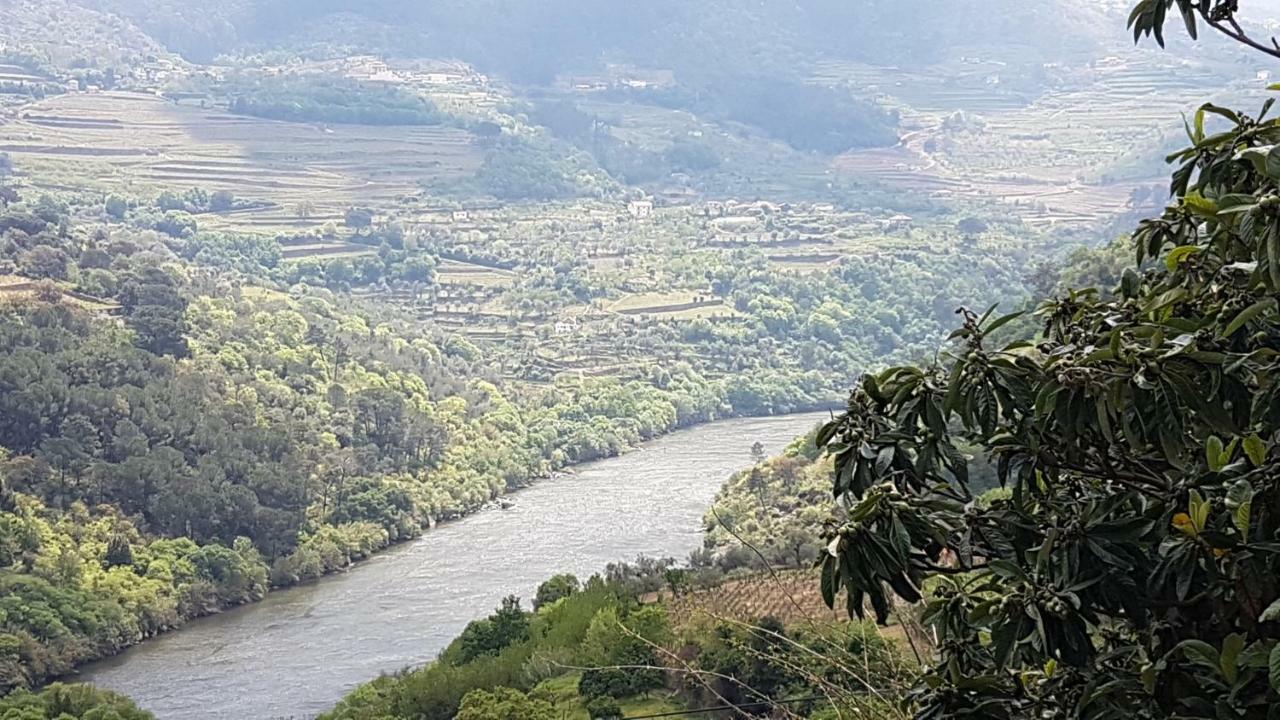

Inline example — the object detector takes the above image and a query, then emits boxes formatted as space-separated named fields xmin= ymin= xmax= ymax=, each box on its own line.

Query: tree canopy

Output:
xmin=816 ymin=11 xmax=1280 ymax=719
xmin=0 ymin=683 xmax=153 ymax=719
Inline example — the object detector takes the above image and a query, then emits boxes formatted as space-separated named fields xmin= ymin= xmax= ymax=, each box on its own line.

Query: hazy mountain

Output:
xmin=80 ymin=0 xmax=1111 ymax=76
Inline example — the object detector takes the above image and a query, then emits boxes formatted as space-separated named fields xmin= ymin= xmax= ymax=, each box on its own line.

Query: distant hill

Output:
xmin=81 ymin=0 xmax=1111 ymax=72
xmin=0 ymin=0 xmax=174 ymax=72
xmin=56 ymin=1 xmax=1130 ymax=157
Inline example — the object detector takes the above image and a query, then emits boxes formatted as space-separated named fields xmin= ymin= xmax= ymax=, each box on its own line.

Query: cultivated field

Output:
xmin=658 ymin=571 xmax=849 ymax=627
xmin=0 ymin=64 xmax=45 ymax=84
xmin=608 ymin=290 xmax=729 ymax=319
xmin=821 ymin=49 xmax=1271 ymax=229
xmin=435 ymin=259 xmax=515 ymax=288
xmin=278 ymin=236 xmax=376 ymax=261
xmin=0 ymin=91 xmax=484 ymax=234
xmin=0 ymin=274 xmax=119 ymax=312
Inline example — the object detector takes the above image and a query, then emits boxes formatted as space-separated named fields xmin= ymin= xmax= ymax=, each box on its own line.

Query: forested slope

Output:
xmin=0 ymin=194 xmax=731 ymax=690
xmin=0 ymin=291 xmax=722 ymax=690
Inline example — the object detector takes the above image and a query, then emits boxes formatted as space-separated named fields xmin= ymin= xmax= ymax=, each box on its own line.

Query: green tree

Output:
xmin=104 ymin=195 xmax=127 ymax=220
xmin=119 ymin=266 xmax=189 ymax=358
xmin=584 ymin=694 xmax=623 ymax=720
xmin=815 ymin=16 xmax=1280 ymax=717
xmin=456 ymin=596 xmax=530 ymax=663
xmin=344 ymin=207 xmax=374 ymax=229
xmin=104 ymin=533 xmax=134 ymax=568
xmin=454 ymin=687 xmax=555 ymax=720
xmin=209 ymin=190 xmax=235 ymax=212
xmin=957 ymin=217 xmax=988 ymax=237
xmin=578 ymin=605 xmax=668 ymax=698
xmin=19 ymin=246 xmax=70 ymax=281
xmin=534 ymin=573 xmax=579 ymax=609
xmin=0 ymin=683 xmax=154 ymax=719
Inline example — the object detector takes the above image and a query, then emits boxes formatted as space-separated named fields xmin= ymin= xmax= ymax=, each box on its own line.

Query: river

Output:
xmin=77 ymin=412 xmax=829 ymax=719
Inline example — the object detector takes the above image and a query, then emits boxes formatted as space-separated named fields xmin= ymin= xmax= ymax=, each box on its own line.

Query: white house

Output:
xmin=627 ymin=200 xmax=654 ymax=219
xmin=883 ymin=214 xmax=914 ymax=231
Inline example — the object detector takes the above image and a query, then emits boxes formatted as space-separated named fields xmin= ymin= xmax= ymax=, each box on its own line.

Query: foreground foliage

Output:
xmin=0 ymin=683 xmax=153 ymax=719
xmin=817 ymin=52 xmax=1280 ymax=720
xmin=322 ymin=565 xmax=905 ymax=719
xmin=320 ymin=577 xmax=664 ymax=720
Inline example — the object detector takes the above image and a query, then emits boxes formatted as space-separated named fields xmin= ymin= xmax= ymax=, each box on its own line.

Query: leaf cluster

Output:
xmin=817 ymin=96 xmax=1280 ymax=718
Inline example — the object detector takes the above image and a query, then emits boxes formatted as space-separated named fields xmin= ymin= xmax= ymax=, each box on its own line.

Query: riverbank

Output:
xmin=49 ymin=411 xmax=834 ymax=688
xmin=49 ymin=407 xmax=819 ymax=681
xmin=75 ymin=413 xmax=827 ymax=719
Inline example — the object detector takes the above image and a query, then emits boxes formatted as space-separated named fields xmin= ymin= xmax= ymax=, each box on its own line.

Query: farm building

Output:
xmin=347 ymin=57 xmax=391 ymax=79
xmin=627 ymin=199 xmax=654 ymax=219
xmin=882 ymin=214 xmax=914 ymax=231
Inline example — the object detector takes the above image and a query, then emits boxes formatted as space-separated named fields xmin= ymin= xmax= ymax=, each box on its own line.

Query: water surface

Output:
xmin=79 ymin=413 xmax=827 ymax=719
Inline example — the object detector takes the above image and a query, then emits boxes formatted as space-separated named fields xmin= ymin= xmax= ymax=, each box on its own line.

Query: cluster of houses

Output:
xmin=341 ymin=56 xmax=502 ymax=114
xmin=626 ymin=194 xmax=917 ymax=233
xmin=129 ymin=56 xmax=192 ymax=85
xmin=345 ymin=56 xmax=488 ymax=89
xmin=702 ymin=199 xmax=913 ymax=232
xmin=558 ymin=65 xmax=676 ymax=94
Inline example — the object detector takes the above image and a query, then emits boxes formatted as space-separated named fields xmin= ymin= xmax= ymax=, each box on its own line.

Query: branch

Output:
xmin=1201 ymin=9 xmax=1280 ymax=60
xmin=1033 ymin=449 xmax=1172 ymax=498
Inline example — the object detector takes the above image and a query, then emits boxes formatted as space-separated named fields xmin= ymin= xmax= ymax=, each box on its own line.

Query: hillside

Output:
xmin=3 ymin=1 xmax=1279 ymax=716
xmin=320 ymin=565 xmax=912 ymax=720
xmin=78 ymin=0 xmax=1109 ymax=69
xmin=0 ymin=0 xmax=1269 ymax=218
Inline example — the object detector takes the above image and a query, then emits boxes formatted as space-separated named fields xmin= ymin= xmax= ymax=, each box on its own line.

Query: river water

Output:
xmin=77 ymin=412 xmax=828 ymax=719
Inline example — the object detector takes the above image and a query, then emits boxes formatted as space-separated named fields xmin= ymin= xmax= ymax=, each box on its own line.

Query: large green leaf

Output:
xmin=1244 ymin=435 xmax=1268 ymax=467
xmin=1165 ymin=245 xmax=1200 ymax=271
xmin=1262 ymin=598 xmax=1280 ymax=624
xmin=1220 ymin=633 xmax=1245 ymax=684
xmin=1178 ymin=639 xmax=1221 ymax=673
xmin=1222 ymin=298 xmax=1276 ymax=338
xmin=1205 ymin=435 xmax=1225 ymax=471
xmin=1270 ymin=644 xmax=1280 ymax=693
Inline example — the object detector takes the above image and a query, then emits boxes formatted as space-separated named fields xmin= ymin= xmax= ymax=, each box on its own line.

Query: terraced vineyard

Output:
xmin=0 ymin=91 xmax=484 ymax=234
xmin=608 ymin=290 xmax=730 ymax=319
xmin=820 ymin=45 xmax=1272 ymax=230
xmin=0 ymin=64 xmax=46 ymax=84
xmin=0 ymin=274 xmax=119 ymax=312
xmin=434 ymin=259 xmax=515 ymax=288
xmin=278 ymin=235 xmax=377 ymax=261
xmin=658 ymin=571 xmax=847 ymax=626
xmin=0 ymin=6 xmax=1213 ymax=433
